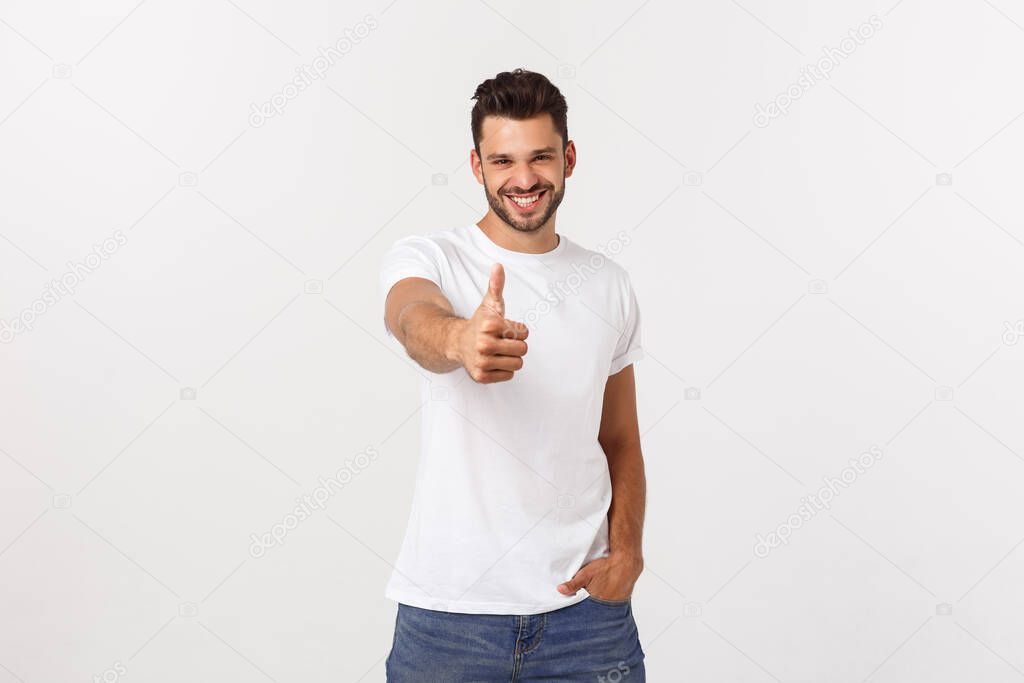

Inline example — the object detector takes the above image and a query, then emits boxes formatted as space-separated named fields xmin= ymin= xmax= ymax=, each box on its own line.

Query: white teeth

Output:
xmin=509 ymin=194 xmax=540 ymax=207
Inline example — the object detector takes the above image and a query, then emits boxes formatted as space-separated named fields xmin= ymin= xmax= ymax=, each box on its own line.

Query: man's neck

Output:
xmin=476 ymin=211 xmax=559 ymax=254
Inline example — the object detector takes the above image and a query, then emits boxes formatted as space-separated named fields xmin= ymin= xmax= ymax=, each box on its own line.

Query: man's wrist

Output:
xmin=443 ymin=317 xmax=467 ymax=365
xmin=608 ymin=549 xmax=644 ymax=572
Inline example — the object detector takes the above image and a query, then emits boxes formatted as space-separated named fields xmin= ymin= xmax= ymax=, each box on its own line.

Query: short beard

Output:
xmin=483 ymin=174 xmax=565 ymax=233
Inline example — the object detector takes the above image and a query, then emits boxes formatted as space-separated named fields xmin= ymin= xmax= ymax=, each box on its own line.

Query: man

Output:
xmin=379 ymin=68 xmax=647 ymax=681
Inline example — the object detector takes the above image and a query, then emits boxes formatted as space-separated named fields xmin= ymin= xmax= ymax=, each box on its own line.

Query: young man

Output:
xmin=379 ymin=68 xmax=647 ymax=681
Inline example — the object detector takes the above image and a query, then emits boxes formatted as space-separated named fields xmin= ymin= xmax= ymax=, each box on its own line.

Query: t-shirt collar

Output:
xmin=466 ymin=223 xmax=567 ymax=265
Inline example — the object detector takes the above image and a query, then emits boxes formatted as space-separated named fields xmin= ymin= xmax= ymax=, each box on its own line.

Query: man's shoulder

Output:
xmin=390 ymin=224 xmax=468 ymax=249
xmin=561 ymin=235 xmax=634 ymax=287
xmin=382 ymin=225 xmax=473 ymax=268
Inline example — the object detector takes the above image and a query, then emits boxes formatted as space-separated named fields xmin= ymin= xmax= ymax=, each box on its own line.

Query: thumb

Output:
xmin=557 ymin=565 xmax=592 ymax=596
xmin=481 ymin=263 xmax=505 ymax=316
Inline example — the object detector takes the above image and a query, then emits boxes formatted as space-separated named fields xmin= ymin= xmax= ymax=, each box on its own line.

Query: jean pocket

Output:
xmin=586 ymin=594 xmax=631 ymax=607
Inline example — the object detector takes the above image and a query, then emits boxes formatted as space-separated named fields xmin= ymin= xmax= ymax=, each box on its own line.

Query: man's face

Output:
xmin=472 ymin=114 xmax=575 ymax=233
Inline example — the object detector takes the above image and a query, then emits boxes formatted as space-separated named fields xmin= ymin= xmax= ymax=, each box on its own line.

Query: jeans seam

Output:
xmin=510 ymin=615 xmax=525 ymax=682
xmin=520 ymin=614 xmax=546 ymax=656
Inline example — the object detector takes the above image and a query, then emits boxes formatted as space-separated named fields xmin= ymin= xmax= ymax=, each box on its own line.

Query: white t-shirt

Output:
xmin=378 ymin=223 xmax=643 ymax=615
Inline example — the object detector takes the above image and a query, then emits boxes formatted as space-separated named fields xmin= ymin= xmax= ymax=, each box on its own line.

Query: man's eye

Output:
xmin=494 ymin=159 xmax=510 ymax=165
xmin=535 ymin=155 xmax=552 ymax=161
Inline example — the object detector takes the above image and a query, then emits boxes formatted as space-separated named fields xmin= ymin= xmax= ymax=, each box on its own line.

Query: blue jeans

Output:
xmin=385 ymin=596 xmax=645 ymax=682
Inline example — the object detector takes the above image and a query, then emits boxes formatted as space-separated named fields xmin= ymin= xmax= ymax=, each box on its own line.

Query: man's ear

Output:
xmin=470 ymin=148 xmax=484 ymax=185
xmin=564 ymin=140 xmax=577 ymax=179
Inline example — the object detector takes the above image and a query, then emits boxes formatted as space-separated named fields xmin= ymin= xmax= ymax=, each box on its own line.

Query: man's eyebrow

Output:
xmin=485 ymin=147 xmax=558 ymax=161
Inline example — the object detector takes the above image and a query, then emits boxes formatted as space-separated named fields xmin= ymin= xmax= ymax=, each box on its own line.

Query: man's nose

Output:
xmin=509 ymin=164 xmax=540 ymax=192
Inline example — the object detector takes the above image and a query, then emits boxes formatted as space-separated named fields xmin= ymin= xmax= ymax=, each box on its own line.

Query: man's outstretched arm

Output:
xmin=558 ymin=364 xmax=646 ymax=601
xmin=384 ymin=265 xmax=529 ymax=382
xmin=384 ymin=276 xmax=463 ymax=373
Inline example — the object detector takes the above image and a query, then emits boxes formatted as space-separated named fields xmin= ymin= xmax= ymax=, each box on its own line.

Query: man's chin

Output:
xmin=507 ymin=218 xmax=545 ymax=233
xmin=494 ymin=209 xmax=544 ymax=233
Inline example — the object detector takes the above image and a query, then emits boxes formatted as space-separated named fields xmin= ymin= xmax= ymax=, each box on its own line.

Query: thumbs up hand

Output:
xmin=452 ymin=264 xmax=529 ymax=384
xmin=480 ymin=261 xmax=507 ymax=318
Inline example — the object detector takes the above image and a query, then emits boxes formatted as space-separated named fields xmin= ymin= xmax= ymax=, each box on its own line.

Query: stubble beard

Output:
xmin=483 ymin=174 xmax=565 ymax=234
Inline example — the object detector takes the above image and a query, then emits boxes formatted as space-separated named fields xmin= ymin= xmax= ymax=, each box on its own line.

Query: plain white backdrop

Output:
xmin=2 ymin=1 xmax=1024 ymax=681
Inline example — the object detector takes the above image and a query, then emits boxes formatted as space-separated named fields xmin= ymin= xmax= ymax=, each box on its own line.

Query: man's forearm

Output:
xmin=396 ymin=301 xmax=466 ymax=373
xmin=605 ymin=439 xmax=646 ymax=564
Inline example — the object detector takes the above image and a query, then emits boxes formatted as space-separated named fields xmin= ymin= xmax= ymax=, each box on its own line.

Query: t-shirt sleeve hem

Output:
xmin=608 ymin=347 xmax=644 ymax=376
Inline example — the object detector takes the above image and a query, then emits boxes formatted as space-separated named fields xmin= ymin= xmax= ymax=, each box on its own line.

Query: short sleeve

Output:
xmin=609 ymin=272 xmax=643 ymax=375
xmin=379 ymin=235 xmax=444 ymax=337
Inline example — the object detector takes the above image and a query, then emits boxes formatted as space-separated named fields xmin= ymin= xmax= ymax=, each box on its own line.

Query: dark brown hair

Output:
xmin=471 ymin=69 xmax=568 ymax=154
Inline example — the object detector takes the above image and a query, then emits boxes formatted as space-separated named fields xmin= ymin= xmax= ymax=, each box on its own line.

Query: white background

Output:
xmin=3 ymin=1 xmax=1024 ymax=681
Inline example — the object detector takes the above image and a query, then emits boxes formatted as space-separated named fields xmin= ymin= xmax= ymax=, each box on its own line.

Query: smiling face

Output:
xmin=471 ymin=114 xmax=576 ymax=233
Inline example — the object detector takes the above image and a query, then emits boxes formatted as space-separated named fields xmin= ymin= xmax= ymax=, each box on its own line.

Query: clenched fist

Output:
xmin=451 ymin=263 xmax=529 ymax=384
